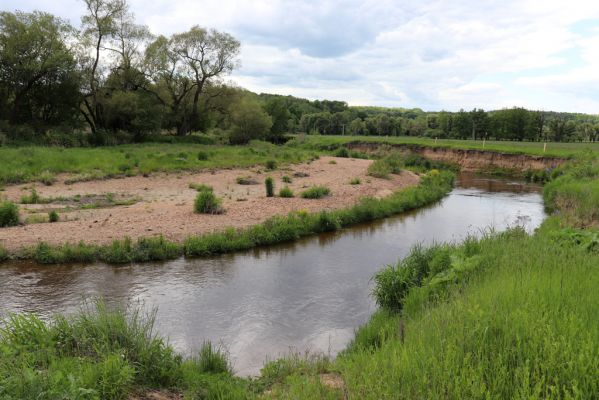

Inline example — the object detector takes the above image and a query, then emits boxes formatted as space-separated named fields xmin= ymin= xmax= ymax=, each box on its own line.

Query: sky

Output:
xmin=5 ymin=0 xmax=599 ymax=113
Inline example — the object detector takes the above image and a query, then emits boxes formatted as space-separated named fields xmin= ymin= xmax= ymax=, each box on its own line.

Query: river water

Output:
xmin=0 ymin=173 xmax=546 ymax=376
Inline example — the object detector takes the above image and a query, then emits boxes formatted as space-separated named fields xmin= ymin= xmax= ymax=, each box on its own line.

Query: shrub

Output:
xmin=265 ymin=177 xmax=274 ymax=197
xmin=334 ymin=147 xmax=349 ymax=157
xmin=197 ymin=151 xmax=209 ymax=161
xmin=368 ymin=159 xmax=392 ymax=179
xmin=20 ymin=188 xmax=41 ymax=204
xmin=48 ymin=210 xmax=59 ymax=223
xmin=300 ymin=186 xmax=331 ymax=199
xmin=282 ymin=175 xmax=292 ymax=183
xmin=194 ymin=190 xmax=223 ymax=214
xmin=0 ymin=201 xmax=19 ymax=227
xmin=329 ymin=160 xmax=337 ymax=164
xmin=265 ymin=160 xmax=277 ymax=170
xmin=279 ymin=186 xmax=294 ymax=198
xmin=350 ymin=178 xmax=361 ymax=185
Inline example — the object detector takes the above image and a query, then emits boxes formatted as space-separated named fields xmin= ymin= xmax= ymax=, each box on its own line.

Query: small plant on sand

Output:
xmin=48 ymin=210 xmax=59 ymax=223
xmin=194 ymin=190 xmax=223 ymax=214
xmin=189 ymin=183 xmax=213 ymax=192
xmin=350 ymin=178 xmax=361 ymax=185
xmin=265 ymin=177 xmax=274 ymax=197
xmin=329 ymin=160 xmax=337 ymax=164
xmin=20 ymin=188 xmax=41 ymax=204
xmin=0 ymin=201 xmax=19 ymax=227
xmin=39 ymin=170 xmax=56 ymax=186
xmin=301 ymin=186 xmax=331 ymax=199
xmin=0 ymin=244 xmax=7 ymax=261
xmin=265 ymin=160 xmax=277 ymax=170
xmin=236 ymin=176 xmax=257 ymax=185
xmin=282 ymin=175 xmax=292 ymax=183
xmin=279 ymin=186 xmax=294 ymax=198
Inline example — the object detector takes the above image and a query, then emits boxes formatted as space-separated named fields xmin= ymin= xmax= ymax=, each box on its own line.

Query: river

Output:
xmin=0 ymin=173 xmax=546 ymax=376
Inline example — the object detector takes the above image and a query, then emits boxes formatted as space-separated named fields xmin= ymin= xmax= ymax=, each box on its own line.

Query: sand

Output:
xmin=0 ymin=156 xmax=419 ymax=251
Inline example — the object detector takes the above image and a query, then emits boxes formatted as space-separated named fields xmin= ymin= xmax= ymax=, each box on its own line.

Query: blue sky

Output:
xmin=5 ymin=0 xmax=599 ymax=113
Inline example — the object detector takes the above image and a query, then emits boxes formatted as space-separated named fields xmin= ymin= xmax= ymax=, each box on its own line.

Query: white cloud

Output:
xmin=3 ymin=0 xmax=599 ymax=112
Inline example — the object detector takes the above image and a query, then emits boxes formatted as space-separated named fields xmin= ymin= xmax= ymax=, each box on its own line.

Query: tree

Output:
xmin=0 ymin=11 xmax=79 ymax=128
xmin=78 ymin=0 xmax=128 ymax=133
xmin=171 ymin=26 xmax=240 ymax=135
xmin=264 ymin=97 xmax=290 ymax=142
xmin=228 ymin=98 xmax=272 ymax=144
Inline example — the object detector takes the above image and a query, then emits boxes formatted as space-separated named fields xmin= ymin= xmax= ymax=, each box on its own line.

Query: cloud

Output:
xmin=3 ymin=0 xmax=599 ymax=112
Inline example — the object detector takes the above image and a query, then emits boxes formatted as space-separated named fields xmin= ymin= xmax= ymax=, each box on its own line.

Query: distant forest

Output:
xmin=1 ymin=1 xmax=598 ymax=147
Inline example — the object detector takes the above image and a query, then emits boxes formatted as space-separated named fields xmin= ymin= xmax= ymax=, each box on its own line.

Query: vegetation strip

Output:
xmin=1 ymin=170 xmax=453 ymax=264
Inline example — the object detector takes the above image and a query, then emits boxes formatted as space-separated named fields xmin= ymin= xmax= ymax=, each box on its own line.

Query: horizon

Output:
xmin=4 ymin=0 xmax=599 ymax=113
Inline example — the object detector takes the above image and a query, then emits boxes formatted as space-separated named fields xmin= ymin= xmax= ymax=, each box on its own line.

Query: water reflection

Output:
xmin=0 ymin=173 xmax=546 ymax=376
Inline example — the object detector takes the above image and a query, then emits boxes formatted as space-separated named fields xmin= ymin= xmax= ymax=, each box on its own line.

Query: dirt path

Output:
xmin=0 ymin=156 xmax=419 ymax=251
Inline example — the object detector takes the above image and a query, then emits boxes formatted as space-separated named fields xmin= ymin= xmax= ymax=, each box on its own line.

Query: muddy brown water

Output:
xmin=0 ymin=173 xmax=546 ymax=376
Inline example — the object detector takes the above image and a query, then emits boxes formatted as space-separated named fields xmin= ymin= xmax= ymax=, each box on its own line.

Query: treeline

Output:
xmin=1 ymin=1 xmax=598 ymax=146
xmin=289 ymin=102 xmax=599 ymax=142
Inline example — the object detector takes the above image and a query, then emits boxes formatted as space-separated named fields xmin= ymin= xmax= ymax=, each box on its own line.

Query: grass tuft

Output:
xmin=300 ymin=186 xmax=331 ymax=199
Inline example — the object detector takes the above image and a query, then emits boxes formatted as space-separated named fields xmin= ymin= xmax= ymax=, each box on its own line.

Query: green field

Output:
xmin=291 ymin=135 xmax=599 ymax=158
xmin=0 ymin=141 xmax=319 ymax=186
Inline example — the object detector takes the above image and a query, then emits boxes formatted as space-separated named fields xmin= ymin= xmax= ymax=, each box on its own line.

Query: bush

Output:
xmin=279 ymin=186 xmax=294 ymax=198
xmin=282 ymin=175 xmax=292 ymax=183
xmin=334 ymin=147 xmax=349 ymax=157
xmin=368 ymin=159 xmax=392 ymax=179
xmin=350 ymin=178 xmax=361 ymax=185
xmin=265 ymin=177 xmax=274 ymax=197
xmin=0 ymin=201 xmax=19 ymax=227
xmin=265 ymin=160 xmax=277 ymax=170
xmin=194 ymin=190 xmax=223 ymax=214
xmin=300 ymin=186 xmax=331 ymax=199
xmin=48 ymin=210 xmax=59 ymax=223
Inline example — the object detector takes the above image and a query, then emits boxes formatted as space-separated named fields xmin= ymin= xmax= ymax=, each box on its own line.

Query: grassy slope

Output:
xmin=292 ymin=135 xmax=599 ymax=158
xmin=261 ymin=153 xmax=599 ymax=399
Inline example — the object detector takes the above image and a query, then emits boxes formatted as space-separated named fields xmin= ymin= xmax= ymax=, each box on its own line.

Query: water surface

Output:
xmin=0 ymin=173 xmax=545 ymax=375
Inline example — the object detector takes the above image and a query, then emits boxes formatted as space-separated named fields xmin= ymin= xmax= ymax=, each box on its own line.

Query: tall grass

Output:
xmin=0 ymin=300 xmax=244 ymax=399
xmin=0 ymin=141 xmax=316 ymax=185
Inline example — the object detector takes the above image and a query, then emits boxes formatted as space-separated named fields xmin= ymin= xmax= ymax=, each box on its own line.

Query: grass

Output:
xmin=0 ymin=200 xmax=19 ymax=227
xmin=20 ymin=188 xmax=41 ymax=204
xmin=265 ymin=177 xmax=274 ymax=197
xmin=288 ymin=135 xmax=599 ymax=158
xmin=0 ymin=300 xmax=247 ymax=399
xmin=279 ymin=186 xmax=294 ymax=198
xmin=194 ymin=190 xmax=223 ymax=214
xmin=300 ymin=186 xmax=331 ymax=199
xmin=236 ymin=176 xmax=258 ymax=185
xmin=282 ymin=175 xmax=292 ymax=183
xmin=189 ymin=183 xmax=213 ymax=192
xmin=350 ymin=178 xmax=361 ymax=185
xmin=6 ymin=170 xmax=452 ymax=264
xmin=0 ymin=141 xmax=317 ymax=185
xmin=48 ymin=210 xmax=59 ymax=223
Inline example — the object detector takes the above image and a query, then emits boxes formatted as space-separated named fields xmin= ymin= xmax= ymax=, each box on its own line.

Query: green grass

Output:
xmin=288 ymin=135 xmax=599 ymax=158
xmin=300 ymin=186 xmax=331 ymax=199
xmin=265 ymin=177 xmax=275 ymax=197
xmin=0 ymin=200 xmax=19 ymax=227
xmin=0 ymin=300 xmax=247 ymax=399
xmin=6 ymin=171 xmax=452 ymax=264
xmin=350 ymin=178 xmax=361 ymax=185
xmin=194 ymin=190 xmax=224 ymax=215
xmin=279 ymin=186 xmax=294 ymax=198
xmin=0 ymin=141 xmax=317 ymax=185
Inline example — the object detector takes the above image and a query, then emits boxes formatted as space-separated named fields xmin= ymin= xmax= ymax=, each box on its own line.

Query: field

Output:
xmin=291 ymin=135 xmax=599 ymax=158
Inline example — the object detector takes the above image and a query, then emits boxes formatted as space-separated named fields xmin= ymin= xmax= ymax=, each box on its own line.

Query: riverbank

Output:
xmin=0 ymin=156 xmax=418 ymax=252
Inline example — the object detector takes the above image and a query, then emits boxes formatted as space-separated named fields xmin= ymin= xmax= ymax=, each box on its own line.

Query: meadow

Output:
xmin=290 ymin=134 xmax=599 ymax=158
